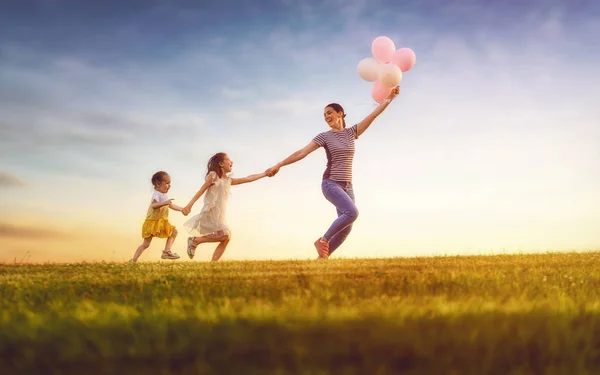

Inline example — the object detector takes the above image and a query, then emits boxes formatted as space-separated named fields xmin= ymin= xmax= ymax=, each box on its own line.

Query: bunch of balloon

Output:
xmin=357 ymin=36 xmax=416 ymax=103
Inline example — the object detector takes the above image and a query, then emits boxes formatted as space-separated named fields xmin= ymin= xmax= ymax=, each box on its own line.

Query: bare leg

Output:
xmin=131 ymin=237 xmax=153 ymax=262
xmin=188 ymin=230 xmax=230 ymax=261
xmin=191 ymin=230 xmax=229 ymax=247
xmin=164 ymin=228 xmax=178 ymax=252
xmin=211 ymin=237 xmax=230 ymax=262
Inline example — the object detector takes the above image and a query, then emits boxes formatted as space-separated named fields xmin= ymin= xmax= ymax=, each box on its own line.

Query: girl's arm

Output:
xmin=356 ymin=86 xmax=399 ymax=137
xmin=266 ymin=141 xmax=320 ymax=176
xmin=151 ymin=199 xmax=172 ymax=209
xmin=168 ymin=201 xmax=185 ymax=212
xmin=231 ymin=172 xmax=267 ymax=186
xmin=182 ymin=176 xmax=215 ymax=214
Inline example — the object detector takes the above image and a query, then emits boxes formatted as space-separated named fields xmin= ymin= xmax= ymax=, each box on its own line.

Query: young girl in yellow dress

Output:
xmin=129 ymin=171 xmax=184 ymax=262
xmin=182 ymin=152 xmax=269 ymax=261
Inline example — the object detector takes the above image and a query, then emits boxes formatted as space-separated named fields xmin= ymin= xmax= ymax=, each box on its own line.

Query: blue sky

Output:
xmin=1 ymin=0 xmax=599 ymax=262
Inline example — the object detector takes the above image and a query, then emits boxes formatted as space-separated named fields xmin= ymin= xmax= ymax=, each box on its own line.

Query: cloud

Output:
xmin=0 ymin=49 xmax=212 ymax=166
xmin=228 ymin=109 xmax=254 ymax=122
xmin=0 ymin=222 xmax=69 ymax=239
xmin=0 ymin=219 xmax=140 ymax=263
xmin=0 ymin=1 xmax=374 ymax=169
xmin=220 ymin=87 xmax=253 ymax=100
xmin=0 ymin=172 xmax=25 ymax=187
xmin=264 ymin=98 xmax=326 ymax=116
xmin=0 ymin=1 xmax=598 ymax=261
xmin=0 ymin=1 xmax=598 ymax=178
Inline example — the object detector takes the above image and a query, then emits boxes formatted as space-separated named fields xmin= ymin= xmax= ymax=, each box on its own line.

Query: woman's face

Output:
xmin=324 ymin=106 xmax=343 ymax=128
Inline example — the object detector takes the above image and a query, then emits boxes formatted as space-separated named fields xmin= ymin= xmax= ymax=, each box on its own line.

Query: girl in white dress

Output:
xmin=182 ymin=152 xmax=269 ymax=261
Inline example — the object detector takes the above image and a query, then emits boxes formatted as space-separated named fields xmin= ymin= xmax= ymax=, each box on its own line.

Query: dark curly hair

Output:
xmin=151 ymin=171 xmax=169 ymax=188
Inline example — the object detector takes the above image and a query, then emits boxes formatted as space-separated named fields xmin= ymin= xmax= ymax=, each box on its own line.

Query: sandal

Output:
xmin=187 ymin=237 xmax=196 ymax=259
xmin=161 ymin=250 xmax=180 ymax=260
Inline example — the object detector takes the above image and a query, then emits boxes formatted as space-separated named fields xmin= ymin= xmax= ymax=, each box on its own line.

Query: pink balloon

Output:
xmin=371 ymin=36 xmax=396 ymax=64
xmin=372 ymin=81 xmax=393 ymax=103
xmin=391 ymin=48 xmax=416 ymax=72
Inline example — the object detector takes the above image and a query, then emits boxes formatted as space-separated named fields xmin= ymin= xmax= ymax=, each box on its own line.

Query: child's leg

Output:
xmin=132 ymin=237 xmax=153 ymax=262
xmin=190 ymin=230 xmax=229 ymax=247
xmin=164 ymin=228 xmax=178 ymax=252
xmin=211 ymin=234 xmax=231 ymax=262
xmin=187 ymin=230 xmax=230 ymax=260
xmin=162 ymin=228 xmax=180 ymax=259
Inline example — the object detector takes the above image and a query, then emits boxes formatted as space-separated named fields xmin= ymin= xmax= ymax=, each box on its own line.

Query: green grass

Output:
xmin=2 ymin=252 xmax=600 ymax=374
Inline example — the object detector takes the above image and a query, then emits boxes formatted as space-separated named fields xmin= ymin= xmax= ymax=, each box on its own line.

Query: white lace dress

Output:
xmin=184 ymin=172 xmax=231 ymax=237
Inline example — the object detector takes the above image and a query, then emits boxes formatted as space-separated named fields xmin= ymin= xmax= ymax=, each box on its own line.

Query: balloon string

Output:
xmin=345 ymin=102 xmax=379 ymax=118
xmin=350 ymin=102 xmax=378 ymax=108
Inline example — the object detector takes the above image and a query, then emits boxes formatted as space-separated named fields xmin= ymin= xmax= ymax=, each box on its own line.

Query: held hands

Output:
xmin=181 ymin=206 xmax=191 ymax=216
xmin=265 ymin=165 xmax=280 ymax=177
xmin=167 ymin=200 xmax=189 ymax=216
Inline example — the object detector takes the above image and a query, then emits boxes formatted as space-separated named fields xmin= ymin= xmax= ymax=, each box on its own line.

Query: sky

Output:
xmin=1 ymin=0 xmax=599 ymax=263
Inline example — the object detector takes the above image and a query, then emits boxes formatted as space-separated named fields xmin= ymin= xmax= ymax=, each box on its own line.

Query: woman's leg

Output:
xmin=327 ymin=184 xmax=356 ymax=255
xmin=320 ymin=180 xmax=358 ymax=255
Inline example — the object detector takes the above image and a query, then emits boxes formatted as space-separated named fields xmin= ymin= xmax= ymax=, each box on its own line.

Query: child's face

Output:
xmin=156 ymin=175 xmax=171 ymax=193
xmin=221 ymin=155 xmax=233 ymax=173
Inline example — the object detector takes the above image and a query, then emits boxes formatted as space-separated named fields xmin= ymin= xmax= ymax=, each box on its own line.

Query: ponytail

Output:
xmin=325 ymin=103 xmax=346 ymax=128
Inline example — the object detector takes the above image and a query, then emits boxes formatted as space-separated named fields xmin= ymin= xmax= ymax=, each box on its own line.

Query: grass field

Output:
xmin=2 ymin=251 xmax=600 ymax=375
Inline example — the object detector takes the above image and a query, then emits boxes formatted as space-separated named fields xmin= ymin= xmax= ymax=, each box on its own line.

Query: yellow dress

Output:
xmin=141 ymin=190 xmax=175 ymax=239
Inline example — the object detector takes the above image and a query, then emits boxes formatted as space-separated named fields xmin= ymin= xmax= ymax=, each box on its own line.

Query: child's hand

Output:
xmin=167 ymin=200 xmax=174 ymax=208
xmin=182 ymin=206 xmax=191 ymax=215
xmin=266 ymin=166 xmax=279 ymax=177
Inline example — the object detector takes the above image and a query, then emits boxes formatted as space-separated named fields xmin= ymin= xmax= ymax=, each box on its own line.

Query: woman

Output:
xmin=266 ymin=86 xmax=400 ymax=259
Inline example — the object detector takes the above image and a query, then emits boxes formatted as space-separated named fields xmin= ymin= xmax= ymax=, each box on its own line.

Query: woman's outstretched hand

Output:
xmin=387 ymin=86 xmax=400 ymax=101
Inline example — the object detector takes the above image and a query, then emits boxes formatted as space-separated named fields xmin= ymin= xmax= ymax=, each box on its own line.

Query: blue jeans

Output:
xmin=321 ymin=179 xmax=358 ymax=255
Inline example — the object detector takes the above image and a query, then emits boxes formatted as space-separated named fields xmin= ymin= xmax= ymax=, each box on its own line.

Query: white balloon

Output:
xmin=357 ymin=58 xmax=380 ymax=82
xmin=378 ymin=63 xmax=402 ymax=88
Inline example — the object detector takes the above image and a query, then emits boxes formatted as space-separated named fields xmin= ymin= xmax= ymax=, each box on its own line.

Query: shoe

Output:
xmin=187 ymin=237 xmax=196 ymax=259
xmin=314 ymin=238 xmax=329 ymax=259
xmin=161 ymin=251 xmax=180 ymax=260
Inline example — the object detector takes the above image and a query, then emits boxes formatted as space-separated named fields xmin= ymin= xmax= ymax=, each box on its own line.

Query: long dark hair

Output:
xmin=206 ymin=152 xmax=227 ymax=178
xmin=326 ymin=103 xmax=346 ymax=128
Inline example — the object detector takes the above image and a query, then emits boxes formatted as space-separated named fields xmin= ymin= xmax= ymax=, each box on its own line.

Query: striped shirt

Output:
xmin=312 ymin=124 xmax=358 ymax=182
